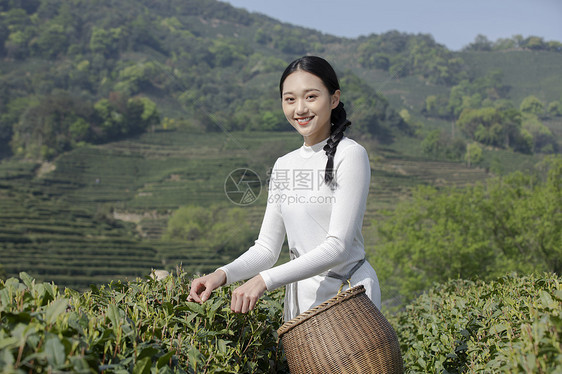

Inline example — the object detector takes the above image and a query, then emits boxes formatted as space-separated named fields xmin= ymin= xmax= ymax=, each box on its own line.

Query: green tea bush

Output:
xmin=0 ymin=270 xmax=288 ymax=373
xmin=389 ymin=273 xmax=562 ymax=373
xmin=4 ymin=270 xmax=561 ymax=373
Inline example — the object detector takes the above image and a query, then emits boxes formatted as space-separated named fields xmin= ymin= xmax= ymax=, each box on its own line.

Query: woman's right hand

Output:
xmin=188 ymin=270 xmax=227 ymax=304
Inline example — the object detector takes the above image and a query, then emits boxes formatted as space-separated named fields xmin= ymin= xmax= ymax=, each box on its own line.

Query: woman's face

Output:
xmin=281 ymin=70 xmax=340 ymax=146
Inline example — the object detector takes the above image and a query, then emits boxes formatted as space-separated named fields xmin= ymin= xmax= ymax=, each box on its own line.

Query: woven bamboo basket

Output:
xmin=277 ymin=285 xmax=403 ymax=373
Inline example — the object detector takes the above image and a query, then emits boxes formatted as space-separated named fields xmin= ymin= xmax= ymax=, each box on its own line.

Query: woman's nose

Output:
xmin=296 ymin=99 xmax=308 ymax=114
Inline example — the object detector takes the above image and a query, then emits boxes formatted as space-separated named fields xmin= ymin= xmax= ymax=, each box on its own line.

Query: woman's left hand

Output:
xmin=231 ymin=275 xmax=267 ymax=313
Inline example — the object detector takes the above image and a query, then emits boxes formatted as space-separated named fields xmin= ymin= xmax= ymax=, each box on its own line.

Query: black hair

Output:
xmin=279 ymin=56 xmax=351 ymax=187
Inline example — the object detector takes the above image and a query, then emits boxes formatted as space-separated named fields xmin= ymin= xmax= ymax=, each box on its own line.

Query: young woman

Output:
xmin=188 ymin=56 xmax=381 ymax=321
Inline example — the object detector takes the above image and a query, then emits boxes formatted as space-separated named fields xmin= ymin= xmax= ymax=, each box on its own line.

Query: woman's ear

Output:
xmin=331 ymin=90 xmax=341 ymax=109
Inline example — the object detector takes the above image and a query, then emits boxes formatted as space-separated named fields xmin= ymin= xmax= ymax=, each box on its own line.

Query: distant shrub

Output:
xmin=163 ymin=204 xmax=256 ymax=256
xmin=421 ymin=129 xmax=466 ymax=160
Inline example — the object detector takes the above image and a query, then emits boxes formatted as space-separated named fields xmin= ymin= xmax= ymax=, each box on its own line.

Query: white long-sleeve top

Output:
xmin=218 ymin=136 xmax=381 ymax=319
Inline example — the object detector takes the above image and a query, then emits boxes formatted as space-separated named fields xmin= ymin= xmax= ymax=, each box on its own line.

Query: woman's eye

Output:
xmin=284 ymin=97 xmax=294 ymax=103
xmin=306 ymin=95 xmax=317 ymax=100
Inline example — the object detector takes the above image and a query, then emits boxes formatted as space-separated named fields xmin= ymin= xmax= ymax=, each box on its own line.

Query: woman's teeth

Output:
xmin=297 ymin=117 xmax=313 ymax=125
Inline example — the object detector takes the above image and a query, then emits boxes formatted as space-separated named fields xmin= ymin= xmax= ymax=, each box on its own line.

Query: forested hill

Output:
xmin=1 ymin=0 xmax=561 ymax=161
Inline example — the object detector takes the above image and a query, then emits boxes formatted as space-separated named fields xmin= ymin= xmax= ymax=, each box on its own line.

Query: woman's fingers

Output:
xmin=231 ymin=292 xmax=256 ymax=313
xmin=247 ymin=295 xmax=258 ymax=312
xmin=230 ymin=275 xmax=267 ymax=313
xmin=188 ymin=270 xmax=227 ymax=304
xmin=188 ymin=279 xmax=205 ymax=303
xmin=189 ymin=272 xmax=266 ymax=313
xmin=200 ymin=288 xmax=213 ymax=303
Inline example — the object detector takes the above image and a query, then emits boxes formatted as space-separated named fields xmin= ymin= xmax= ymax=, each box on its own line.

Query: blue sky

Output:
xmin=221 ymin=0 xmax=562 ymax=51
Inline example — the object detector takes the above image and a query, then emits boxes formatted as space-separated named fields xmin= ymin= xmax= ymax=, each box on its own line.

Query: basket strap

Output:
xmin=324 ymin=257 xmax=366 ymax=293
xmin=284 ymin=249 xmax=366 ymax=319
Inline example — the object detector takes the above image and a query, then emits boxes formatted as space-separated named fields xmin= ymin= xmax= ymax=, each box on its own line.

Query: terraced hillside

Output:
xmin=1 ymin=130 xmax=495 ymax=290
xmin=0 ymin=160 xmax=247 ymax=289
xmin=0 ymin=162 xmax=159 ymax=289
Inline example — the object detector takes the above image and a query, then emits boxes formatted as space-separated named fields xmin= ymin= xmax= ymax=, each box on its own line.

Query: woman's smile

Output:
xmin=296 ymin=116 xmax=314 ymax=126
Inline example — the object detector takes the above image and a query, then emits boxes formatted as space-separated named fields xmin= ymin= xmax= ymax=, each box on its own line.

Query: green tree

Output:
xmin=114 ymin=62 xmax=157 ymax=95
xmin=164 ymin=204 xmax=255 ymax=255
xmin=520 ymin=95 xmax=544 ymax=116
xmin=3 ymin=8 xmax=30 ymax=31
xmin=524 ymin=36 xmax=546 ymax=50
xmin=254 ymin=28 xmax=270 ymax=44
xmin=89 ymin=27 xmax=122 ymax=57
xmin=547 ymin=40 xmax=562 ymax=52
xmin=424 ymin=95 xmax=438 ymax=115
xmin=128 ymin=14 xmax=165 ymax=53
xmin=421 ymin=130 xmax=465 ymax=160
xmin=447 ymin=83 xmax=471 ymax=117
xmin=94 ymin=97 xmax=123 ymax=139
xmin=270 ymin=26 xmax=310 ymax=54
xmin=465 ymin=34 xmax=493 ymax=51
xmin=423 ymin=94 xmax=450 ymax=118
xmin=261 ymin=110 xmax=284 ymax=131
xmin=209 ymin=39 xmax=248 ymax=67
xmin=11 ymin=92 xmax=93 ymax=159
xmin=31 ymin=23 xmax=68 ymax=58
xmin=457 ymin=107 xmax=500 ymax=141
xmin=373 ymin=157 xmax=562 ymax=300
xmin=2 ymin=8 xmax=34 ymax=58
xmin=69 ymin=118 xmax=91 ymax=142
xmin=546 ymin=101 xmax=562 ymax=117
xmin=0 ymin=96 xmax=36 ymax=158
xmin=474 ymin=121 xmax=503 ymax=146
xmin=339 ymin=72 xmax=407 ymax=140
xmin=457 ymin=106 xmax=526 ymax=150
xmin=137 ymin=96 xmax=160 ymax=129
xmin=464 ymin=142 xmax=482 ymax=167
xmin=94 ymin=94 xmax=160 ymax=140
xmin=492 ymin=37 xmax=517 ymax=50
xmin=5 ymin=28 xmax=33 ymax=59
xmin=443 ymin=71 xmax=509 ymax=120
xmin=521 ymin=113 xmax=556 ymax=153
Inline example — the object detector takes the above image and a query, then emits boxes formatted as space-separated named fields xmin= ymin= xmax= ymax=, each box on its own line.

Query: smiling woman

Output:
xmin=189 ymin=55 xmax=381 ymax=318
xmin=188 ymin=55 xmax=384 ymax=322
xmin=188 ymin=55 xmax=390 ymax=370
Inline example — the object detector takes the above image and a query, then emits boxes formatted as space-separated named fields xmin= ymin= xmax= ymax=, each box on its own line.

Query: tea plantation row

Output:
xmin=0 ymin=160 xmax=227 ymax=289
xmin=1 ymin=271 xmax=559 ymax=373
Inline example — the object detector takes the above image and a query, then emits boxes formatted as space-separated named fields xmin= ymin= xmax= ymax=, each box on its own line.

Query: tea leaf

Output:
xmin=19 ymin=272 xmax=34 ymax=290
xmin=107 ymin=304 xmax=121 ymax=329
xmin=137 ymin=346 xmax=158 ymax=361
xmin=45 ymin=298 xmax=68 ymax=325
xmin=132 ymin=356 xmax=151 ymax=374
xmin=157 ymin=351 xmax=175 ymax=369
xmin=45 ymin=335 xmax=66 ymax=369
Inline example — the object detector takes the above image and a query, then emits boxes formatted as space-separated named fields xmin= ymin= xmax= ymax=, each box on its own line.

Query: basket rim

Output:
xmin=277 ymin=285 xmax=366 ymax=337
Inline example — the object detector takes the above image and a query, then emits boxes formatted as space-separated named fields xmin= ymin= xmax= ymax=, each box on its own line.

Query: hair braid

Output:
xmin=323 ymin=102 xmax=351 ymax=187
